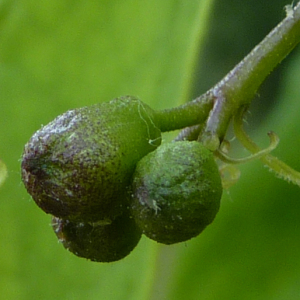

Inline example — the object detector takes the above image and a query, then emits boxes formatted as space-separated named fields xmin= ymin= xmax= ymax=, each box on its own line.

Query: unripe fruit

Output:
xmin=52 ymin=211 xmax=142 ymax=262
xmin=131 ymin=141 xmax=222 ymax=245
xmin=21 ymin=96 xmax=161 ymax=222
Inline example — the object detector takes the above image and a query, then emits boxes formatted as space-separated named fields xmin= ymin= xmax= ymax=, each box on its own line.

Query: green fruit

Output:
xmin=52 ymin=211 xmax=142 ymax=262
xmin=21 ymin=96 xmax=161 ymax=222
xmin=131 ymin=141 xmax=222 ymax=245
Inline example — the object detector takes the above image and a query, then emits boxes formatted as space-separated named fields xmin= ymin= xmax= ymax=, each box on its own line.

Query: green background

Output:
xmin=1 ymin=0 xmax=300 ymax=299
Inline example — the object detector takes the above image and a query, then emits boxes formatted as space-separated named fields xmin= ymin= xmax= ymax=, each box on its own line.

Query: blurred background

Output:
xmin=1 ymin=0 xmax=300 ymax=299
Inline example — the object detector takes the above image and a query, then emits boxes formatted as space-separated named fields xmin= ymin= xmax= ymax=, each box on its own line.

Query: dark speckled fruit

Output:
xmin=21 ymin=96 xmax=161 ymax=222
xmin=131 ymin=141 xmax=222 ymax=245
xmin=52 ymin=211 xmax=142 ymax=262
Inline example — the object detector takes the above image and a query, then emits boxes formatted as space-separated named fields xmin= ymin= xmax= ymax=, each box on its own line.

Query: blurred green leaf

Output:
xmin=0 ymin=159 xmax=7 ymax=187
xmin=0 ymin=1 xmax=214 ymax=300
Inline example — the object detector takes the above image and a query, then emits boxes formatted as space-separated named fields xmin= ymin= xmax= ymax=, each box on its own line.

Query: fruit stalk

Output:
xmin=201 ymin=2 xmax=300 ymax=147
xmin=156 ymin=2 xmax=300 ymax=147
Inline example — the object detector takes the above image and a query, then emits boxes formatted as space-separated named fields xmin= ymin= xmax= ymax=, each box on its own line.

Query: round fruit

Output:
xmin=52 ymin=211 xmax=142 ymax=262
xmin=21 ymin=96 xmax=161 ymax=222
xmin=131 ymin=141 xmax=222 ymax=245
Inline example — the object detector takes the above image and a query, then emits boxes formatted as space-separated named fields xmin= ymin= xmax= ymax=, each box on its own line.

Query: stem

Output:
xmin=155 ymin=91 xmax=214 ymax=132
xmin=173 ymin=124 xmax=203 ymax=141
xmin=201 ymin=2 xmax=300 ymax=147
xmin=234 ymin=107 xmax=300 ymax=187
xmin=215 ymin=131 xmax=279 ymax=164
xmin=158 ymin=2 xmax=300 ymax=145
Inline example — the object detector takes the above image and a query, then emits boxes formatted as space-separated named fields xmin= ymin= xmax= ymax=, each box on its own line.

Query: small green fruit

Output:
xmin=131 ymin=141 xmax=222 ymax=245
xmin=52 ymin=211 xmax=142 ymax=262
xmin=21 ymin=96 xmax=161 ymax=222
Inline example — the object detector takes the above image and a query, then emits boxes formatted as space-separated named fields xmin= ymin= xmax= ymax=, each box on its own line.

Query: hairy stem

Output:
xmin=158 ymin=2 xmax=300 ymax=146
xmin=215 ymin=131 xmax=279 ymax=164
xmin=155 ymin=91 xmax=214 ymax=132
xmin=201 ymin=2 xmax=300 ymax=147
xmin=234 ymin=106 xmax=300 ymax=187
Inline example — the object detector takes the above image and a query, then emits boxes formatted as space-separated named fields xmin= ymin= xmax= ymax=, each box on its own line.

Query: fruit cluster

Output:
xmin=21 ymin=97 xmax=223 ymax=262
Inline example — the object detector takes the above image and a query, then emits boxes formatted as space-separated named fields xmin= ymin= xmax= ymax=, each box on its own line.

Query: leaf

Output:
xmin=0 ymin=1 xmax=214 ymax=300
xmin=0 ymin=160 xmax=7 ymax=187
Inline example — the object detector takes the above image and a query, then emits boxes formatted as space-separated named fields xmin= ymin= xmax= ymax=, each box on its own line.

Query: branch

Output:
xmin=198 ymin=2 xmax=300 ymax=148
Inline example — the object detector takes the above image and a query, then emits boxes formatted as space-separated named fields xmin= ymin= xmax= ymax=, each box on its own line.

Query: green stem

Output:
xmin=234 ymin=106 xmax=300 ymax=187
xmin=174 ymin=124 xmax=203 ymax=141
xmin=155 ymin=91 xmax=214 ymax=132
xmin=201 ymin=2 xmax=300 ymax=147
xmin=157 ymin=2 xmax=300 ymax=146
xmin=215 ymin=131 xmax=279 ymax=164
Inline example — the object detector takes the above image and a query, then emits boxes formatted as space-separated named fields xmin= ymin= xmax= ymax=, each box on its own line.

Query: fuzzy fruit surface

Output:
xmin=131 ymin=141 xmax=222 ymax=245
xmin=21 ymin=96 xmax=161 ymax=222
xmin=52 ymin=211 xmax=142 ymax=262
